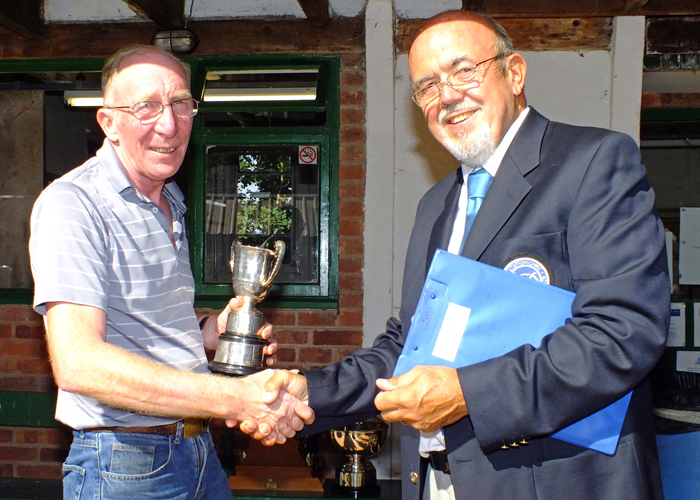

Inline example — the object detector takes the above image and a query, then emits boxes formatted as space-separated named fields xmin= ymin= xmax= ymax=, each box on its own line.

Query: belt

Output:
xmin=84 ymin=418 xmax=209 ymax=439
xmin=425 ymin=451 xmax=450 ymax=474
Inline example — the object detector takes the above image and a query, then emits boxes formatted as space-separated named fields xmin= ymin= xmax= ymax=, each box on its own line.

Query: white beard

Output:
xmin=437 ymin=107 xmax=496 ymax=167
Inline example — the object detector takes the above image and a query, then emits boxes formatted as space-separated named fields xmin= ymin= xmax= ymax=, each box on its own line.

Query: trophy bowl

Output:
xmin=329 ymin=417 xmax=388 ymax=496
xmin=209 ymin=240 xmax=285 ymax=377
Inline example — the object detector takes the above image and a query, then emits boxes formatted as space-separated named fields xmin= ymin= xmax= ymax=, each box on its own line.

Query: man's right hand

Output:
xmin=224 ymin=369 xmax=313 ymax=446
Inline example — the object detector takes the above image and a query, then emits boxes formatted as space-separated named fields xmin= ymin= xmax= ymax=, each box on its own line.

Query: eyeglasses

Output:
xmin=412 ymin=54 xmax=505 ymax=106
xmin=103 ymin=98 xmax=199 ymax=124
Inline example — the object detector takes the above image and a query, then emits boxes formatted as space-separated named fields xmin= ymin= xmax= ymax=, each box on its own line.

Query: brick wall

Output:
xmin=0 ymin=53 xmax=366 ymax=480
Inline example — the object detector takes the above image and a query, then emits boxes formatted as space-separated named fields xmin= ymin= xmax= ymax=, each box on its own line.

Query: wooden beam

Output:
xmin=396 ymin=17 xmax=613 ymax=53
xmin=624 ymin=0 xmax=650 ymax=13
xmin=297 ymin=0 xmax=330 ymax=26
xmin=458 ymin=0 xmax=700 ymax=17
xmin=0 ymin=0 xmax=43 ymax=39
xmin=122 ymin=0 xmax=184 ymax=29
xmin=0 ymin=17 xmax=364 ymax=60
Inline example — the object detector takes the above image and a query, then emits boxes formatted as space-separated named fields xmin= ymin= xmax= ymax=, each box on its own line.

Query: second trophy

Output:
xmin=209 ymin=240 xmax=285 ymax=377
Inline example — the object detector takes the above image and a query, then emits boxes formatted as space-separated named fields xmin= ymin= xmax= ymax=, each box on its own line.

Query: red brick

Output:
xmin=0 ymin=429 xmax=12 ymax=443
xmin=0 ymin=324 xmax=11 ymax=339
xmin=339 ymin=200 xmax=364 ymax=218
xmin=258 ymin=309 xmax=296 ymax=326
xmin=339 ymin=258 xmax=363 ymax=274
xmin=339 ymin=293 xmax=363 ymax=309
xmin=339 ymin=238 xmax=364 ymax=255
xmin=340 ymin=72 xmax=364 ymax=88
xmin=339 ymin=311 xmax=364 ymax=327
xmin=341 ymin=54 xmax=364 ymax=69
xmin=340 ymin=108 xmax=365 ymax=126
xmin=0 ymin=305 xmax=41 ymax=322
xmin=339 ymin=144 xmax=365 ymax=162
xmin=339 ymin=164 xmax=365 ymax=180
xmin=0 ymin=463 xmax=12 ymax=476
xmin=275 ymin=347 xmax=297 ymax=363
xmin=40 ymin=447 xmax=68 ymax=463
xmin=313 ymin=330 xmax=362 ymax=346
xmin=2 ymin=341 xmax=43 ymax=358
xmin=298 ymin=311 xmax=337 ymax=327
xmin=298 ymin=348 xmax=333 ymax=364
xmin=0 ymin=357 xmax=15 ymax=373
xmin=15 ymin=325 xmax=45 ymax=340
xmin=339 ymin=274 xmax=363 ymax=293
xmin=339 ymin=219 xmax=363 ymax=236
xmin=340 ymin=89 xmax=364 ymax=107
xmin=16 ymin=463 xmax=62 ymax=480
xmin=275 ymin=329 xmax=309 ymax=345
xmin=339 ymin=180 xmax=365 ymax=198
xmin=0 ymin=446 xmax=39 ymax=461
xmin=16 ymin=359 xmax=53 ymax=375
xmin=340 ymin=125 xmax=366 ymax=143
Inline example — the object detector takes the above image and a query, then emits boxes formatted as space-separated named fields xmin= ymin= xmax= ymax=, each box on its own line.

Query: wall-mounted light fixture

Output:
xmin=152 ymin=29 xmax=199 ymax=55
xmin=64 ymin=90 xmax=104 ymax=107
xmin=202 ymin=69 xmax=319 ymax=102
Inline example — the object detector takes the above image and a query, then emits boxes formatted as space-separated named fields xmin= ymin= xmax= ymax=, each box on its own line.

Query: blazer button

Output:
xmin=410 ymin=472 xmax=419 ymax=484
xmin=500 ymin=444 xmax=510 ymax=450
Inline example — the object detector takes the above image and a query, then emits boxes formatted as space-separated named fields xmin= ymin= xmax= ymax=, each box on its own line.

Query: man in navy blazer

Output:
xmin=263 ymin=10 xmax=669 ymax=500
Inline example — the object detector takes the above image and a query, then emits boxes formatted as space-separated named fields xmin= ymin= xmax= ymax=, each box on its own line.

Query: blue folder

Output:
xmin=393 ymin=249 xmax=631 ymax=456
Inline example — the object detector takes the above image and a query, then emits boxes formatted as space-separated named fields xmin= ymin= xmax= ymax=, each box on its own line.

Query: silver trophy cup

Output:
xmin=209 ymin=240 xmax=285 ymax=377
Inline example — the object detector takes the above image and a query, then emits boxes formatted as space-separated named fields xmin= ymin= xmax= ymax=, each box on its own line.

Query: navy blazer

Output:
xmin=304 ymin=108 xmax=669 ymax=500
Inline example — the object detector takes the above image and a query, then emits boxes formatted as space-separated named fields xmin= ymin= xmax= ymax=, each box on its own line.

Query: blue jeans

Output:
xmin=62 ymin=422 xmax=234 ymax=500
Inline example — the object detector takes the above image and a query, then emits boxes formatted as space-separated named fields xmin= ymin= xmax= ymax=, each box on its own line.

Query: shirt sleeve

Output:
xmin=30 ymin=182 xmax=111 ymax=315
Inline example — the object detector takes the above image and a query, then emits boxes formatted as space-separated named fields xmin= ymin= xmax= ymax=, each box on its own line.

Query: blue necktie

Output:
xmin=460 ymin=168 xmax=493 ymax=251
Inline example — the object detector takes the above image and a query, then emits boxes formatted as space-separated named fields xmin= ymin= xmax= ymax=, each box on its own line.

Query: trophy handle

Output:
xmin=230 ymin=240 xmax=242 ymax=272
xmin=262 ymin=240 xmax=286 ymax=287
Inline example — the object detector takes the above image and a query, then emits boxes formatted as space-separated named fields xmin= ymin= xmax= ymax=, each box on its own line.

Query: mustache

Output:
xmin=438 ymin=101 xmax=481 ymax=126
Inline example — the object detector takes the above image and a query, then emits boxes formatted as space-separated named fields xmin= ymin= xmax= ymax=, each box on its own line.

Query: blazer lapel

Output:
xmin=426 ymin=167 xmax=463 ymax=274
xmin=461 ymin=109 xmax=549 ymax=261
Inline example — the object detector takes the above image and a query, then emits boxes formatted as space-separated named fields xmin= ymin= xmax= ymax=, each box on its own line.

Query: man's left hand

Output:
xmin=375 ymin=365 xmax=468 ymax=432
xmin=205 ymin=298 xmax=278 ymax=365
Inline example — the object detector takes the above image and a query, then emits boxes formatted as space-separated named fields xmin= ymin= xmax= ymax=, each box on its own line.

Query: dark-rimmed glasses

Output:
xmin=103 ymin=98 xmax=199 ymax=124
xmin=412 ymin=54 xmax=505 ymax=106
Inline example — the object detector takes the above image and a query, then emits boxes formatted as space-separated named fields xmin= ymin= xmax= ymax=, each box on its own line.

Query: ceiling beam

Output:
xmin=297 ymin=0 xmax=329 ymax=26
xmin=0 ymin=0 xmax=43 ymax=38
xmin=122 ymin=0 xmax=185 ymax=29
xmin=459 ymin=0 xmax=700 ymax=17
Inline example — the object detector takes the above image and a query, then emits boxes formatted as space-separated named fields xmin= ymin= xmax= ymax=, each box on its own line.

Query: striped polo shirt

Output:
xmin=30 ymin=139 xmax=208 ymax=430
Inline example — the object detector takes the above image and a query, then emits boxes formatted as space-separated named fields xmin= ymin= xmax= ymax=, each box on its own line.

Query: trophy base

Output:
xmin=208 ymin=360 xmax=262 ymax=377
xmin=331 ymin=482 xmax=382 ymax=498
xmin=210 ymin=331 xmax=268 ymax=377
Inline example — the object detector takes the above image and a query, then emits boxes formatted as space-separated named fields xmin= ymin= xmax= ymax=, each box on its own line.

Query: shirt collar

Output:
xmin=462 ymin=106 xmax=530 ymax=178
xmin=95 ymin=139 xmax=187 ymax=215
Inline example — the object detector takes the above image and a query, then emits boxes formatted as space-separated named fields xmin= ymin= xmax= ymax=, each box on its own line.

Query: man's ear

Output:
xmin=97 ymin=108 xmax=119 ymax=143
xmin=507 ymin=53 xmax=527 ymax=97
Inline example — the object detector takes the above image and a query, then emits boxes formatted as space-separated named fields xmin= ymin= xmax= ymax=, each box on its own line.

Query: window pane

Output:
xmin=205 ymin=145 xmax=319 ymax=285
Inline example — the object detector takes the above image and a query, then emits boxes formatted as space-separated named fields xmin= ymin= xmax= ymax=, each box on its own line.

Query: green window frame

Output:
xmin=0 ymin=55 xmax=340 ymax=308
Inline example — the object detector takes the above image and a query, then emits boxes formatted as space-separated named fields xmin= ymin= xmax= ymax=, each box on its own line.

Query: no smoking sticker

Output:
xmin=299 ymin=145 xmax=318 ymax=164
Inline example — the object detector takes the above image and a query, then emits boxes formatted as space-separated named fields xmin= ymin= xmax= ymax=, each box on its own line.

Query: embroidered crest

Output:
xmin=503 ymin=254 xmax=551 ymax=285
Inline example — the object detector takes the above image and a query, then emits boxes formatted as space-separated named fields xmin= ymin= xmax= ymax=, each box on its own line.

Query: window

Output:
xmin=0 ymin=56 xmax=340 ymax=308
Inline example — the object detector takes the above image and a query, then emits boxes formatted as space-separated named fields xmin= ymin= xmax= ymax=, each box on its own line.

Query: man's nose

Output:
xmin=438 ymin=82 xmax=465 ymax=105
xmin=154 ymin=105 xmax=178 ymax=135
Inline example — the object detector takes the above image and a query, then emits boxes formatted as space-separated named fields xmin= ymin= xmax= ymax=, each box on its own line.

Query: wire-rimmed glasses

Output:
xmin=412 ymin=54 xmax=505 ymax=106
xmin=103 ymin=98 xmax=199 ymax=124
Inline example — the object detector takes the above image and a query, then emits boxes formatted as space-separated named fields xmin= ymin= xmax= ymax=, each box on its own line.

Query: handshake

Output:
xmin=224 ymin=368 xmax=313 ymax=446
